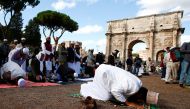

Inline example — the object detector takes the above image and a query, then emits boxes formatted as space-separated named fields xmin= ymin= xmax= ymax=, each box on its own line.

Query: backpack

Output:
xmin=170 ymin=51 xmax=178 ymax=62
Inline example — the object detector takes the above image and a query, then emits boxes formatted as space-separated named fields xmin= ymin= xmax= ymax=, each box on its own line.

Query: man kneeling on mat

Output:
xmin=80 ymin=64 xmax=159 ymax=108
xmin=0 ymin=61 xmax=27 ymax=87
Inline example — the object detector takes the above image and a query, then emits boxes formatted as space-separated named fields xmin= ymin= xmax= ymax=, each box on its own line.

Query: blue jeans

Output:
xmin=179 ymin=60 xmax=190 ymax=85
xmin=161 ymin=66 xmax=166 ymax=78
xmin=133 ymin=66 xmax=140 ymax=76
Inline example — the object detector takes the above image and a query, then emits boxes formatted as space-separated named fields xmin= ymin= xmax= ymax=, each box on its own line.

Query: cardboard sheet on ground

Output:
xmin=0 ymin=80 xmax=59 ymax=89
xmin=57 ymin=80 xmax=85 ymax=85
xmin=75 ymin=78 xmax=94 ymax=82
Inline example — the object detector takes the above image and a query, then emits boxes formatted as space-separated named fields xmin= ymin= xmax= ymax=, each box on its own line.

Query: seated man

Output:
xmin=0 ymin=61 xmax=27 ymax=87
xmin=28 ymin=49 xmax=45 ymax=82
xmin=80 ymin=64 xmax=159 ymax=108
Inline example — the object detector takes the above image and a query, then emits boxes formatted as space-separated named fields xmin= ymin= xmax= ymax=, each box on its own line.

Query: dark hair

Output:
xmin=107 ymin=55 xmax=115 ymax=66
xmin=127 ymin=87 xmax=148 ymax=103
xmin=80 ymin=96 xmax=97 ymax=109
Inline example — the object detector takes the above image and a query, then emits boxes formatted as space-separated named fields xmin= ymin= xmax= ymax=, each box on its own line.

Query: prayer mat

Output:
xmin=109 ymin=98 xmax=160 ymax=109
xmin=0 ymin=80 xmax=59 ymax=89
xmin=58 ymin=80 xmax=85 ymax=85
xmin=149 ymin=104 xmax=159 ymax=109
xmin=68 ymin=93 xmax=83 ymax=98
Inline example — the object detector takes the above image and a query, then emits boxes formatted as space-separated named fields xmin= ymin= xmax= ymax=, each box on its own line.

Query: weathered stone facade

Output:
xmin=106 ymin=11 xmax=184 ymax=62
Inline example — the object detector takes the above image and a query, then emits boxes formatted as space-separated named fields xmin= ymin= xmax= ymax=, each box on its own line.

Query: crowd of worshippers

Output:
xmin=125 ymin=42 xmax=190 ymax=88
xmin=0 ymin=37 xmax=106 ymax=86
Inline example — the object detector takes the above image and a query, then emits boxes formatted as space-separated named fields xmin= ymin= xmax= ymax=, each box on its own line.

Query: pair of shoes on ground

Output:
xmin=179 ymin=84 xmax=190 ymax=88
xmin=165 ymin=81 xmax=179 ymax=84
xmin=184 ymin=85 xmax=190 ymax=88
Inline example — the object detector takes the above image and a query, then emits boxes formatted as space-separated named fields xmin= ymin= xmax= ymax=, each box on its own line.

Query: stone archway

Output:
xmin=127 ymin=40 xmax=147 ymax=58
xmin=105 ymin=11 xmax=184 ymax=63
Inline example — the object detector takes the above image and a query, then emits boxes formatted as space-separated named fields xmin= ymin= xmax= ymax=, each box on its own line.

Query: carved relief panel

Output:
xmin=163 ymin=37 xmax=173 ymax=47
xmin=111 ymin=36 xmax=123 ymax=52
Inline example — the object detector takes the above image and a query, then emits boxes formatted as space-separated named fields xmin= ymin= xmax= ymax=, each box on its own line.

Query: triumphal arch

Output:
xmin=105 ymin=11 xmax=184 ymax=62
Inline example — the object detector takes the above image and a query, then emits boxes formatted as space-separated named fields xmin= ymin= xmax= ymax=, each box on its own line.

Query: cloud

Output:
xmin=136 ymin=0 xmax=190 ymax=21
xmin=78 ymin=0 xmax=99 ymax=5
xmin=181 ymin=35 xmax=190 ymax=44
xmin=51 ymin=0 xmax=76 ymax=10
xmin=114 ymin=0 xmax=135 ymax=4
xmin=51 ymin=0 xmax=99 ymax=10
xmin=82 ymin=40 xmax=95 ymax=47
xmin=97 ymin=38 xmax=106 ymax=46
xmin=82 ymin=38 xmax=106 ymax=53
xmin=74 ymin=25 xmax=103 ymax=34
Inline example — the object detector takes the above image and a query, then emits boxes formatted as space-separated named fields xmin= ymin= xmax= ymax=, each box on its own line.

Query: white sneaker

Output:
xmin=161 ymin=78 xmax=165 ymax=81
xmin=57 ymin=81 xmax=63 ymax=84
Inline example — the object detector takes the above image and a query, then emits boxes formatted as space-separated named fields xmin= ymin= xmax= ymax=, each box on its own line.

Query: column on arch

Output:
xmin=105 ymin=34 xmax=112 ymax=60
xmin=149 ymin=32 xmax=154 ymax=61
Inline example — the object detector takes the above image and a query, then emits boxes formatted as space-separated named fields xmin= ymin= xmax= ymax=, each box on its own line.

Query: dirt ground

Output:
xmin=0 ymin=74 xmax=190 ymax=109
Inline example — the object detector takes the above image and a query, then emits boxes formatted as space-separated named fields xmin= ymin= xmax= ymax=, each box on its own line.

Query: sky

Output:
xmin=1 ymin=0 xmax=190 ymax=53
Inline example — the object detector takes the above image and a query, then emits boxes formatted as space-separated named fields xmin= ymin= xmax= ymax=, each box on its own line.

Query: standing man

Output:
xmin=163 ymin=47 xmax=173 ymax=83
xmin=160 ymin=53 xmax=166 ymax=80
xmin=16 ymin=37 xmax=26 ymax=49
xmin=86 ymin=49 xmax=95 ymax=77
xmin=126 ymin=55 xmax=133 ymax=73
xmin=57 ymin=41 xmax=68 ymax=81
xmin=67 ymin=42 xmax=76 ymax=72
xmin=96 ymin=52 xmax=104 ymax=65
xmin=133 ymin=55 xmax=142 ymax=76
xmin=146 ymin=57 xmax=154 ymax=74
xmin=13 ymin=39 xmax=18 ymax=49
xmin=42 ymin=37 xmax=53 ymax=79
xmin=179 ymin=42 xmax=190 ymax=87
xmin=74 ymin=42 xmax=81 ymax=76
xmin=0 ymin=39 xmax=10 ymax=66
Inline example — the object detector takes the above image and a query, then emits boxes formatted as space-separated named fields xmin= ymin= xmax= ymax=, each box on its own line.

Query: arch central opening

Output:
xmin=128 ymin=40 xmax=147 ymax=61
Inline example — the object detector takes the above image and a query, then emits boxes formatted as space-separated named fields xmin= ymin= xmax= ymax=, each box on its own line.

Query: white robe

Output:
xmin=8 ymin=48 xmax=27 ymax=71
xmin=80 ymin=64 xmax=142 ymax=102
xmin=42 ymin=43 xmax=53 ymax=71
xmin=1 ymin=61 xmax=26 ymax=80
xmin=8 ymin=48 xmax=21 ymax=61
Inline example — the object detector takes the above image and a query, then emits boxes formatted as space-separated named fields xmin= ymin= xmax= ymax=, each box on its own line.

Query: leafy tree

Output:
xmin=34 ymin=10 xmax=78 ymax=47
xmin=9 ymin=12 xmax=23 ymax=41
xmin=24 ymin=19 xmax=41 ymax=48
xmin=0 ymin=0 xmax=40 ymax=39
